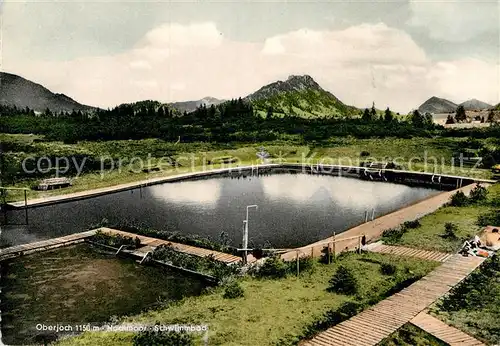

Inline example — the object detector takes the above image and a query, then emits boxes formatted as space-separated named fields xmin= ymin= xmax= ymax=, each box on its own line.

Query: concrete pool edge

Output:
xmin=281 ymin=183 xmax=486 ymax=261
xmin=6 ymin=163 xmax=497 ymax=209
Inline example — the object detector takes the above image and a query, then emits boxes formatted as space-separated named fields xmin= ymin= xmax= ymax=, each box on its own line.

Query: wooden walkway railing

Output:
xmin=302 ymin=254 xmax=485 ymax=346
xmin=411 ymin=312 xmax=485 ymax=346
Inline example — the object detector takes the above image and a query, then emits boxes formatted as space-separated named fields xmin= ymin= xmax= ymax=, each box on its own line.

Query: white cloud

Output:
xmin=408 ymin=1 xmax=499 ymax=42
xmin=5 ymin=21 xmax=499 ymax=112
xmin=142 ymin=22 xmax=223 ymax=49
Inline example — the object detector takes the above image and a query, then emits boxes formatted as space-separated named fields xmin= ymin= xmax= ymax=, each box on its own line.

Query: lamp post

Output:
xmin=242 ymin=204 xmax=258 ymax=264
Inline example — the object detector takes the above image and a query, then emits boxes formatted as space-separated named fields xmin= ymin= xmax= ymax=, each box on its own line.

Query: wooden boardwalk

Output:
xmin=0 ymin=230 xmax=97 ymax=261
xmin=411 ymin=312 xmax=485 ymax=346
xmin=366 ymin=243 xmax=453 ymax=262
xmin=302 ymin=255 xmax=485 ymax=346
xmin=99 ymin=228 xmax=242 ymax=264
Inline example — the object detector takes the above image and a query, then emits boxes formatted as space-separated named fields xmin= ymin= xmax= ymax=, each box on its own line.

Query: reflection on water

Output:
xmin=1 ymin=173 xmax=439 ymax=248
xmin=150 ymin=179 xmax=222 ymax=207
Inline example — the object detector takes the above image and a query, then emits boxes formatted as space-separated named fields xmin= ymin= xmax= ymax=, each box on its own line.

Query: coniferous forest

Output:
xmin=2 ymin=100 xmax=500 ymax=145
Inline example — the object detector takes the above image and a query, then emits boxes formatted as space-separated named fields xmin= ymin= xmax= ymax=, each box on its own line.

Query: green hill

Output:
xmin=245 ymin=75 xmax=358 ymax=118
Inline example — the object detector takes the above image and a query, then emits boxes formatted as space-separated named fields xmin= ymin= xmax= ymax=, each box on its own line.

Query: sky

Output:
xmin=1 ymin=0 xmax=499 ymax=112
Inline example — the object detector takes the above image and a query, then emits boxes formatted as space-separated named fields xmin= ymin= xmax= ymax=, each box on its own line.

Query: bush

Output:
xmin=382 ymin=228 xmax=407 ymax=243
xmin=469 ymin=184 xmax=488 ymax=204
xmin=133 ymin=328 xmax=194 ymax=346
xmin=114 ymin=224 xmax=239 ymax=256
xmin=320 ymin=246 xmax=333 ymax=264
xmin=151 ymin=246 xmax=239 ymax=280
xmin=360 ymin=151 xmax=370 ymax=157
xmin=223 ymin=281 xmax=244 ymax=299
xmin=450 ymin=191 xmax=469 ymax=207
xmin=403 ymin=220 xmax=421 ymax=229
xmin=256 ymin=256 xmax=289 ymax=279
xmin=438 ymin=255 xmax=500 ymax=312
xmin=477 ymin=209 xmax=500 ymax=226
xmin=90 ymin=230 xmax=141 ymax=249
xmin=380 ymin=263 xmax=397 ymax=276
xmin=328 ymin=265 xmax=359 ymax=295
xmin=287 ymin=256 xmax=315 ymax=274
xmin=442 ymin=222 xmax=458 ymax=239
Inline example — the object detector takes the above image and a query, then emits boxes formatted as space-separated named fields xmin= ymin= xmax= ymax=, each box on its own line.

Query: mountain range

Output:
xmin=0 ymin=72 xmax=357 ymax=118
xmin=1 ymin=71 xmax=498 ymax=117
xmin=245 ymin=75 xmax=357 ymax=118
xmin=459 ymin=99 xmax=493 ymax=111
xmin=168 ymin=97 xmax=225 ymax=113
xmin=0 ymin=72 xmax=94 ymax=113
xmin=418 ymin=96 xmax=493 ymax=114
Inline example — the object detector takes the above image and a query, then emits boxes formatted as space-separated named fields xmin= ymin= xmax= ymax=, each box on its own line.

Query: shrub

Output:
xmin=151 ymin=246 xmax=239 ymax=280
xmin=256 ymin=256 xmax=289 ymax=279
xmin=489 ymin=196 xmax=500 ymax=207
xmin=469 ymin=184 xmax=488 ymax=203
xmin=469 ymin=184 xmax=488 ymax=204
xmin=450 ymin=191 xmax=469 ymax=207
xmin=287 ymin=256 xmax=315 ymax=274
xmin=320 ymin=246 xmax=333 ymax=264
xmin=223 ymin=281 xmax=244 ymax=299
xmin=251 ymin=247 xmax=264 ymax=259
xmin=477 ymin=209 xmax=500 ymax=226
xmin=403 ymin=220 xmax=421 ymax=229
xmin=113 ymin=224 xmax=239 ymax=256
xmin=382 ymin=228 xmax=407 ymax=243
xmin=438 ymin=255 xmax=500 ymax=312
xmin=133 ymin=328 xmax=194 ymax=346
xmin=328 ymin=265 xmax=359 ymax=295
xmin=442 ymin=222 xmax=458 ymax=239
xmin=90 ymin=230 xmax=140 ymax=249
xmin=380 ymin=263 xmax=397 ymax=275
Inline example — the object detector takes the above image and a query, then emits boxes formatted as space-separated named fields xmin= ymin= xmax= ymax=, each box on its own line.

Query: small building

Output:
xmin=35 ymin=178 xmax=72 ymax=191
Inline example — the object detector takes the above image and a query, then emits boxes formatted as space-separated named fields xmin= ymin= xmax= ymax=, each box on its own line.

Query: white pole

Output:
xmin=243 ymin=205 xmax=258 ymax=264
xmin=243 ymin=220 xmax=248 ymax=264
xmin=371 ymin=208 xmax=375 ymax=221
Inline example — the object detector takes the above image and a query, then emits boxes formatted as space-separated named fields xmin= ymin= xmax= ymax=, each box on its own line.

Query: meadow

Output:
xmin=1 ymin=134 xmax=496 ymax=202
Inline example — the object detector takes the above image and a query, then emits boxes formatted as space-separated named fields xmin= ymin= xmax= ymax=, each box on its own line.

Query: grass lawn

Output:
xmin=2 ymin=135 xmax=495 ymax=203
xmin=429 ymin=255 xmax=500 ymax=345
xmin=378 ymin=323 xmax=447 ymax=346
xmin=382 ymin=183 xmax=500 ymax=253
xmin=57 ymin=252 xmax=438 ymax=346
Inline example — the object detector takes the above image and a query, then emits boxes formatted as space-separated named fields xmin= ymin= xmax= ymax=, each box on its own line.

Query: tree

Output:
xmin=487 ymin=110 xmax=495 ymax=123
xmin=362 ymin=108 xmax=371 ymax=122
xmin=445 ymin=114 xmax=455 ymax=124
xmin=370 ymin=102 xmax=377 ymax=120
xmin=455 ymin=105 xmax=467 ymax=122
xmin=409 ymin=109 xmax=424 ymax=127
xmin=384 ymin=107 xmax=393 ymax=122
xmin=43 ymin=108 xmax=53 ymax=117
xmin=469 ymin=183 xmax=488 ymax=204
xmin=328 ymin=265 xmax=359 ymax=295
xmin=424 ymin=112 xmax=434 ymax=127
xmin=266 ymin=106 xmax=274 ymax=119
